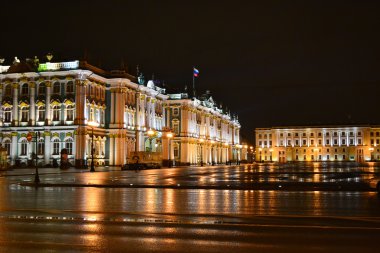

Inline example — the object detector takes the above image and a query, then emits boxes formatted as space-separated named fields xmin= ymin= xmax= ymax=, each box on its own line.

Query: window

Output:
xmin=371 ymin=139 xmax=374 ymax=145
xmin=38 ymin=139 xmax=44 ymax=155
xmin=377 ymin=139 xmax=380 ymax=145
xmin=304 ymin=149 xmax=306 ymax=153
xmin=310 ymin=133 xmax=314 ymax=137
xmin=302 ymin=133 xmax=306 ymax=137
xmin=304 ymin=155 xmax=306 ymax=160
xmin=318 ymin=139 xmax=322 ymax=145
xmin=358 ymin=138 xmax=362 ymax=145
xmin=38 ymin=83 xmax=46 ymax=95
xmin=280 ymin=140 xmax=283 ymax=146
xmin=21 ymin=83 xmax=28 ymax=95
xmin=53 ymin=82 xmax=60 ymax=94
xmin=350 ymin=139 xmax=354 ymax=145
xmin=3 ymin=139 xmax=11 ymax=155
xmin=37 ymin=106 xmax=45 ymax=122
xmin=335 ymin=149 xmax=338 ymax=152
xmin=327 ymin=149 xmax=330 ymax=152
xmin=343 ymin=148 xmax=346 ymax=152
xmin=20 ymin=139 xmax=27 ymax=156
xmin=377 ymin=132 xmax=380 ymax=137
xmin=269 ymin=141 xmax=272 ymax=146
xmin=334 ymin=139 xmax=338 ymax=145
xmin=20 ymin=107 xmax=29 ymax=122
xmin=173 ymin=108 xmax=179 ymax=116
xmin=295 ymin=140 xmax=299 ymax=145
xmin=318 ymin=132 xmax=322 ymax=137
xmin=53 ymin=139 xmax=60 ymax=155
xmin=302 ymin=140 xmax=306 ymax=146
xmin=173 ymin=122 xmax=179 ymax=135
xmin=4 ymin=85 xmax=12 ymax=96
xmin=326 ymin=139 xmax=330 ymax=145
xmin=258 ymin=134 xmax=262 ymax=138
xmin=342 ymin=132 xmax=346 ymax=137
xmin=287 ymin=140 xmax=291 ymax=146
xmin=66 ymin=105 xmax=74 ymax=121
xmin=65 ymin=138 xmax=73 ymax=155
xmin=311 ymin=140 xmax=314 ymax=145
xmin=327 ymin=155 xmax=330 ymax=159
xmin=4 ymin=108 xmax=12 ymax=122
xmin=288 ymin=133 xmax=291 ymax=137
xmin=343 ymin=155 xmax=346 ymax=160
xmin=258 ymin=141 xmax=262 ymax=146
xmin=335 ymin=155 xmax=338 ymax=160
xmin=52 ymin=105 xmax=61 ymax=121
xmin=333 ymin=132 xmax=337 ymax=137
xmin=296 ymin=155 xmax=298 ymax=160
xmin=66 ymin=81 xmax=74 ymax=93
xmin=296 ymin=149 xmax=298 ymax=153
xmin=358 ymin=132 xmax=362 ymax=136
xmin=264 ymin=141 xmax=267 ymax=146
xmin=174 ymin=145 xmax=179 ymax=158
xmin=342 ymin=139 xmax=346 ymax=145
xmin=280 ymin=133 xmax=283 ymax=137
xmin=349 ymin=132 xmax=354 ymax=136
xmin=326 ymin=132 xmax=330 ymax=136
xmin=295 ymin=133 xmax=299 ymax=137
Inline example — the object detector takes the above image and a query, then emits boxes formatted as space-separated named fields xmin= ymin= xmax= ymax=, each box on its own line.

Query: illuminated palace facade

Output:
xmin=255 ymin=126 xmax=380 ymax=163
xmin=162 ymin=92 xmax=241 ymax=166
xmin=0 ymin=58 xmax=240 ymax=167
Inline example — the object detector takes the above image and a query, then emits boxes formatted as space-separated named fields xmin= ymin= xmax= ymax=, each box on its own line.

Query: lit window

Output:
xmin=38 ymin=139 xmax=44 ymax=155
xmin=53 ymin=139 xmax=60 ymax=155
xmin=20 ymin=139 xmax=28 ymax=156
xmin=66 ymin=105 xmax=74 ymax=121
xmin=52 ymin=105 xmax=61 ymax=121
xmin=65 ymin=138 xmax=73 ymax=155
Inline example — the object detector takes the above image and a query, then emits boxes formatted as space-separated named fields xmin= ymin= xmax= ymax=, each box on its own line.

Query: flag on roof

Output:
xmin=193 ymin=67 xmax=199 ymax=77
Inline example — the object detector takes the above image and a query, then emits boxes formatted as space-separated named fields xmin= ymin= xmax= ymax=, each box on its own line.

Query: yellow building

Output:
xmin=255 ymin=126 xmax=380 ymax=163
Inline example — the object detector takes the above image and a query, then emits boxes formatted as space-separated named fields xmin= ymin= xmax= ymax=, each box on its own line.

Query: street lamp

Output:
xmin=199 ymin=138 xmax=204 ymax=166
xmin=34 ymin=132 xmax=40 ymax=183
xmin=167 ymin=132 xmax=173 ymax=167
xmin=90 ymin=127 xmax=95 ymax=172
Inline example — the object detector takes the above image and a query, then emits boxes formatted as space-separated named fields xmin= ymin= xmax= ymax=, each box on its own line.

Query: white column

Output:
xmin=11 ymin=132 xmax=17 ymax=165
xmin=45 ymin=82 xmax=51 ymax=125
xmin=30 ymin=82 xmax=36 ymax=125
xmin=44 ymin=132 xmax=51 ymax=165
xmin=12 ymin=84 xmax=18 ymax=126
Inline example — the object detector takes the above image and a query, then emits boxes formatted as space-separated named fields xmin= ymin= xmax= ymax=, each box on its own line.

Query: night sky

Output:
xmin=1 ymin=0 xmax=380 ymax=143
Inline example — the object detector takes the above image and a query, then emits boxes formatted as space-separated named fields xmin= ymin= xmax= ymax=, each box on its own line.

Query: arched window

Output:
xmin=66 ymin=105 xmax=74 ymax=121
xmin=20 ymin=107 xmax=29 ymax=122
xmin=20 ymin=139 xmax=28 ymax=156
xmin=52 ymin=105 xmax=61 ymax=121
xmin=38 ymin=138 xmax=44 ymax=155
xmin=65 ymin=138 xmax=73 ymax=155
xmin=66 ymin=81 xmax=74 ymax=93
xmin=53 ymin=82 xmax=60 ymax=94
xmin=3 ymin=139 xmax=11 ymax=155
xmin=37 ymin=105 xmax=45 ymax=122
xmin=4 ymin=85 xmax=12 ymax=96
xmin=21 ymin=83 xmax=29 ymax=95
xmin=52 ymin=139 xmax=60 ymax=155
xmin=38 ymin=83 xmax=46 ymax=95
xmin=4 ymin=107 xmax=12 ymax=122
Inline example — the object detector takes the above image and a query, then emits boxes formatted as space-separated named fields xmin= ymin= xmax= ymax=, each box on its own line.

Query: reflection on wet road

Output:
xmin=0 ymin=164 xmax=380 ymax=252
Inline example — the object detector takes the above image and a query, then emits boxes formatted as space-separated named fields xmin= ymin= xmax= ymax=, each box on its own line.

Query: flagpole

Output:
xmin=192 ymin=67 xmax=196 ymax=98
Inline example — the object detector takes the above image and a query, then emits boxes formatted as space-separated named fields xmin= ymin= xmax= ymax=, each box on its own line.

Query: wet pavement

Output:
xmin=0 ymin=164 xmax=380 ymax=252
